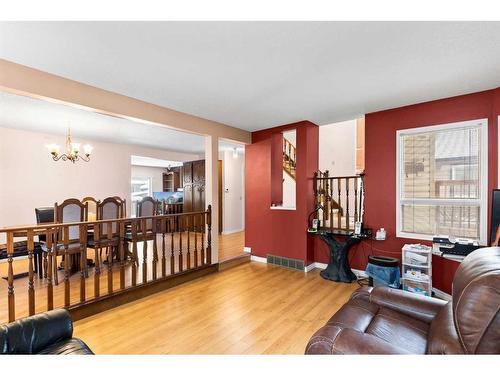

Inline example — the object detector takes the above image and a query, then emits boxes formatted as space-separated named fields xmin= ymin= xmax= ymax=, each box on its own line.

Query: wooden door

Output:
xmin=218 ymin=160 xmax=223 ymax=234
xmin=192 ymin=160 xmax=205 ymax=212
xmin=182 ymin=162 xmax=193 ymax=213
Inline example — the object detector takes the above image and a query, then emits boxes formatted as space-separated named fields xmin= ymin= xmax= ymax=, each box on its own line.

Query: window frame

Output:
xmin=396 ymin=118 xmax=488 ymax=244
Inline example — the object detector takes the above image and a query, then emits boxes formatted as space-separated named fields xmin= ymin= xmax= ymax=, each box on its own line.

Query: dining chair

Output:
xmin=125 ymin=196 xmax=157 ymax=265
xmin=82 ymin=197 xmax=98 ymax=221
xmin=35 ymin=207 xmax=54 ymax=278
xmin=53 ymin=199 xmax=88 ymax=285
xmin=94 ymin=197 xmax=122 ymax=264
xmin=112 ymin=196 xmax=127 ymax=218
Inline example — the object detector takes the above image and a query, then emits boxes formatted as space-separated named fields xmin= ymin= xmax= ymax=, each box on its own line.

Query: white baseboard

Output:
xmin=221 ymin=228 xmax=244 ymax=235
xmin=303 ymin=262 xmax=367 ymax=278
xmin=250 ymin=255 xmax=267 ymax=263
xmin=243 ymin=247 xmax=251 ymax=253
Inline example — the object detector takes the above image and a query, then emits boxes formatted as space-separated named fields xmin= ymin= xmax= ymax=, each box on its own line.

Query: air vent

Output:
xmin=267 ymin=254 xmax=304 ymax=271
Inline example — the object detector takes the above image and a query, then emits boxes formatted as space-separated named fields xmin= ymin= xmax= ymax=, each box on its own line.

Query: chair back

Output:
xmin=82 ymin=197 xmax=98 ymax=221
xmin=136 ymin=196 xmax=156 ymax=231
xmin=35 ymin=207 xmax=55 ymax=242
xmin=112 ymin=196 xmax=127 ymax=218
xmin=97 ymin=197 xmax=122 ymax=237
xmin=55 ymin=199 xmax=87 ymax=242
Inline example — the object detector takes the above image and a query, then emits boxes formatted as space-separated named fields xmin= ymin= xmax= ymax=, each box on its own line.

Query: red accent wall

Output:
xmin=357 ymin=88 xmax=500 ymax=294
xmin=245 ymin=121 xmax=319 ymax=262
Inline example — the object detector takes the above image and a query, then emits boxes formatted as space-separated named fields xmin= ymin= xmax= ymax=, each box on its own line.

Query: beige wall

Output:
xmin=319 ymin=120 xmax=357 ymax=176
xmin=0 ymin=126 xmax=199 ymax=234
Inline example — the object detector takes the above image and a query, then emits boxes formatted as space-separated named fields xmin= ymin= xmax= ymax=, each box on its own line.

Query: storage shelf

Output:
xmin=402 ymin=262 xmax=430 ymax=269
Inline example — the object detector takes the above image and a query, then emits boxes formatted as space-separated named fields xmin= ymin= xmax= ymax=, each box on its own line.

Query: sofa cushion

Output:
xmin=37 ymin=338 xmax=94 ymax=355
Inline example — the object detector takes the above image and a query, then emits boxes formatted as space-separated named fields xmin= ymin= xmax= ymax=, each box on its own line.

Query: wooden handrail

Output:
xmin=1 ymin=207 xmax=212 ymax=323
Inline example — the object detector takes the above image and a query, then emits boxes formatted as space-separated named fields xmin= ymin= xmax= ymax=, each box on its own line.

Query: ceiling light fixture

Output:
xmin=47 ymin=127 xmax=93 ymax=163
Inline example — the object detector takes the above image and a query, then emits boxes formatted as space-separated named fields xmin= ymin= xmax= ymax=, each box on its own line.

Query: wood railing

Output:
xmin=313 ymin=171 xmax=364 ymax=232
xmin=0 ymin=206 xmax=212 ymax=323
xmin=283 ymin=138 xmax=296 ymax=179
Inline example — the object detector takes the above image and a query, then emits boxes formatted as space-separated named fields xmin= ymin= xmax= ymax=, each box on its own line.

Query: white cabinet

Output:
xmin=402 ymin=244 xmax=432 ymax=297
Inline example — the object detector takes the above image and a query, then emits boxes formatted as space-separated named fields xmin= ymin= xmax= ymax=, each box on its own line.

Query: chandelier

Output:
xmin=46 ymin=128 xmax=93 ymax=163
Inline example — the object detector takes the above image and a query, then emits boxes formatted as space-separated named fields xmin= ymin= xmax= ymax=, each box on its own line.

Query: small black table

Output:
xmin=309 ymin=229 xmax=363 ymax=283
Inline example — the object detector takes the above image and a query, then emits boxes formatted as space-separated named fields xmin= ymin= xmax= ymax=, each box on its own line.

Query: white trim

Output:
xmin=269 ymin=206 xmax=296 ymax=211
xmin=396 ymin=118 xmax=488 ymax=245
xmin=303 ymin=262 xmax=368 ymax=279
xmin=243 ymin=246 xmax=251 ymax=254
xmin=304 ymin=262 xmax=317 ymax=272
xmin=221 ymin=228 xmax=244 ymax=235
xmin=250 ymin=255 xmax=267 ymax=263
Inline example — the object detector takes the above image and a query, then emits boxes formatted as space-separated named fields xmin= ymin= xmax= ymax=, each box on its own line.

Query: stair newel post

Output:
xmin=324 ymin=170 xmax=330 ymax=224
xmin=206 ymin=205 xmax=212 ymax=265
xmin=337 ymin=178 xmax=342 ymax=230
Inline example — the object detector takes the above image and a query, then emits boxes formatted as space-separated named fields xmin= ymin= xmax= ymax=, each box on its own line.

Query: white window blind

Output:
xmin=396 ymin=119 xmax=488 ymax=243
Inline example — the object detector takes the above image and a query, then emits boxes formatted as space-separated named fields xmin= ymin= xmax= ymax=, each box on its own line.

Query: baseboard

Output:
xmin=221 ymin=228 xmax=244 ymax=235
xmin=243 ymin=247 xmax=251 ymax=253
xmin=250 ymin=255 xmax=267 ymax=263
xmin=303 ymin=262 xmax=368 ymax=278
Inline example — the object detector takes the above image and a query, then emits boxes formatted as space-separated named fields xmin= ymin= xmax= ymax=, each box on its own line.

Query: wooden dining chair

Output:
xmin=35 ymin=207 xmax=54 ymax=278
xmin=112 ymin=196 xmax=127 ymax=218
xmin=125 ymin=196 xmax=157 ymax=265
xmin=53 ymin=199 xmax=88 ymax=285
xmin=82 ymin=196 xmax=98 ymax=221
xmin=94 ymin=197 xmax=122 ymax=264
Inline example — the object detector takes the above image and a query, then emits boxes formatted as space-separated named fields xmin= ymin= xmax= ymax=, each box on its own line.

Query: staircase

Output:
xmin=313 ymin=170 xmax=365 ymax=233
xmin=283 ymin=138 xmax=296 ymax=179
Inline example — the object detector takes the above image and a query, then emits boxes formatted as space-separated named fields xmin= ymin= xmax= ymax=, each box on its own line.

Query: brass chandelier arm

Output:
xmin=51 ymin=153 xmax=91 ymax=163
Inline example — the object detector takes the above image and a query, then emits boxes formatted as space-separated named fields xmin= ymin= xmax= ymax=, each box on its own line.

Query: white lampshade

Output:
xmin=83 ymin=144 xmax=93 ymax=155
xmin=71 ymin=143 xmax=81 ymax=153
xmin=46 ymin=144 xmax=60 ymax=155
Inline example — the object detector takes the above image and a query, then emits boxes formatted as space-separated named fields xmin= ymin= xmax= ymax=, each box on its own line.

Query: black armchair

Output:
xmin=0 ymin=309 xmax=93 ymax=354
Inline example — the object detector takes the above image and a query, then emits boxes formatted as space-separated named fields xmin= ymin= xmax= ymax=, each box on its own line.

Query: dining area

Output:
xmin=0 ymin=195 xmax=213 ymax=324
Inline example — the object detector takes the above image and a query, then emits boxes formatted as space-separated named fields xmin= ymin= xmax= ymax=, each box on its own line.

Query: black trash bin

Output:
xmin=365 ymin=255 xmax=400 ymax=289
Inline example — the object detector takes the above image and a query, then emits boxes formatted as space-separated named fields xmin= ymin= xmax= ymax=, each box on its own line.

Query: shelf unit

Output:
xmin=402 ymin=245 xmax=432 ymax=297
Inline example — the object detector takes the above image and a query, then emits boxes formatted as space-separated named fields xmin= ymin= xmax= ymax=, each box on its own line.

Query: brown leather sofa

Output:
xmin=305 ymin=247 xmax=500 ymax=354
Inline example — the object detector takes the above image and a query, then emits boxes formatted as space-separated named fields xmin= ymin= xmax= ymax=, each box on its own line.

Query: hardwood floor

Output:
xmin=73 ymin=262 xmax=358 ymax=354
xmin=218 ymin=231 xmax=245 ymax=261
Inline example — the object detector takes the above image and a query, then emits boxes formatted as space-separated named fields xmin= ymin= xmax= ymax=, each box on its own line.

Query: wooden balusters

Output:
xmin=345 ymin=177 xmax=350 ymax=231
xmin=107 ymin=221 xmax=113 ymax=294
xmin=152 ymin=217 xmax=158 ymax=281
xmin=141 ymin=218 xmax=148 ymax=284
xmin=201 ymin=213 xmax=205 ymax=265
xmin=207 ymin=205 xmax=212 ymax=265
xmin=354 ymin=177 xmax=359 ymax=223
xmin=7 ymin=232 xmax=15 ymax=322
xmin=63 ymin=226 xmax=70 ymax=308
xmin=178 ymin=216 xmax=183 ymax=272
xmin=0 ymin=209 xmax=214 ymax=323
xmin=27 ymin=229 xmax=35 ymax=316
xmin=46 ymin=228 xmax=54 ymax=310
xmin=337 ymin=179 xmax=342 ymax=229
xmin=186 ymin=215 xmax=191 ymax=270
xmin=161 ymin=218 xmax=166 ymax=278
xmin=131 ymin=220 xmax=138 ymax=287
xmin=194 ymin=214 xmax=199 ymax=268
xmin=119 ymin=221 xmax=126 ymax=290
xmin=93 ymin=223 xmax=101 ymax=298
xmin=80 ymin=223 xmax=87 ymax=303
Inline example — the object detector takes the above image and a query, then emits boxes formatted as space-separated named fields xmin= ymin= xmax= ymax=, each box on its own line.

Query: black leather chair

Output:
xmin=0 ymin=309 xmax=93 ymax=354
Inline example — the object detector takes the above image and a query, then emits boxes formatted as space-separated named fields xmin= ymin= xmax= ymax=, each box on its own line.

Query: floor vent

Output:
xmin=267 ymin=254 xmax=304 ymax=271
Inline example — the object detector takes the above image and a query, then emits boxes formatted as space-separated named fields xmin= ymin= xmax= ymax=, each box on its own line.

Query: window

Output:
xmin=396 ymin=119 xmax=488 ymax=244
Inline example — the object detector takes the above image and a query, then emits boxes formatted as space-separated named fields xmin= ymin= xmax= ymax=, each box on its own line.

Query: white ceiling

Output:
xmin=1 ymin=22 xmax=500 ymax=131
xmin=0 ymin=91 xmax=206 ymax=153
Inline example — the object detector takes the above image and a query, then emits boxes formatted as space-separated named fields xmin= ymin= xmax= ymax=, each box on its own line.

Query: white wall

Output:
xmin=131 ymin=165 xmax=167 ymax=193
xmin=282 ymin=171 xmax=296 ymax=208
xmin=0 ymin=126 xmax=200 ymax=233
xmin=219 ymin=150 xmax=245 ymax=234
xmin=319 ymin=119 xmax=356 ymax=176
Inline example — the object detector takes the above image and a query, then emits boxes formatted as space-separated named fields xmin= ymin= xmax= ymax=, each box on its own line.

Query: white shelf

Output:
xmin=402 ymin=262 xmax=430 ymax=269
xmin=402 ymin=245 xmax=432 ymax=297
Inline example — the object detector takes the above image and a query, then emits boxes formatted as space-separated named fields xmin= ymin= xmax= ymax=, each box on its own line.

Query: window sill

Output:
xmin=270 ymin=206 xmax=296 ymax=211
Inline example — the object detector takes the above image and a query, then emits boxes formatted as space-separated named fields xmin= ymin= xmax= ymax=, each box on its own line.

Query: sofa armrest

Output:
xmin=0 ymin=309 xmax=73 ymax=354
xmin=305 ymin=325 xmax=408 ymax=354
xmin=370 ymin=286 xmax=447 ymax=323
